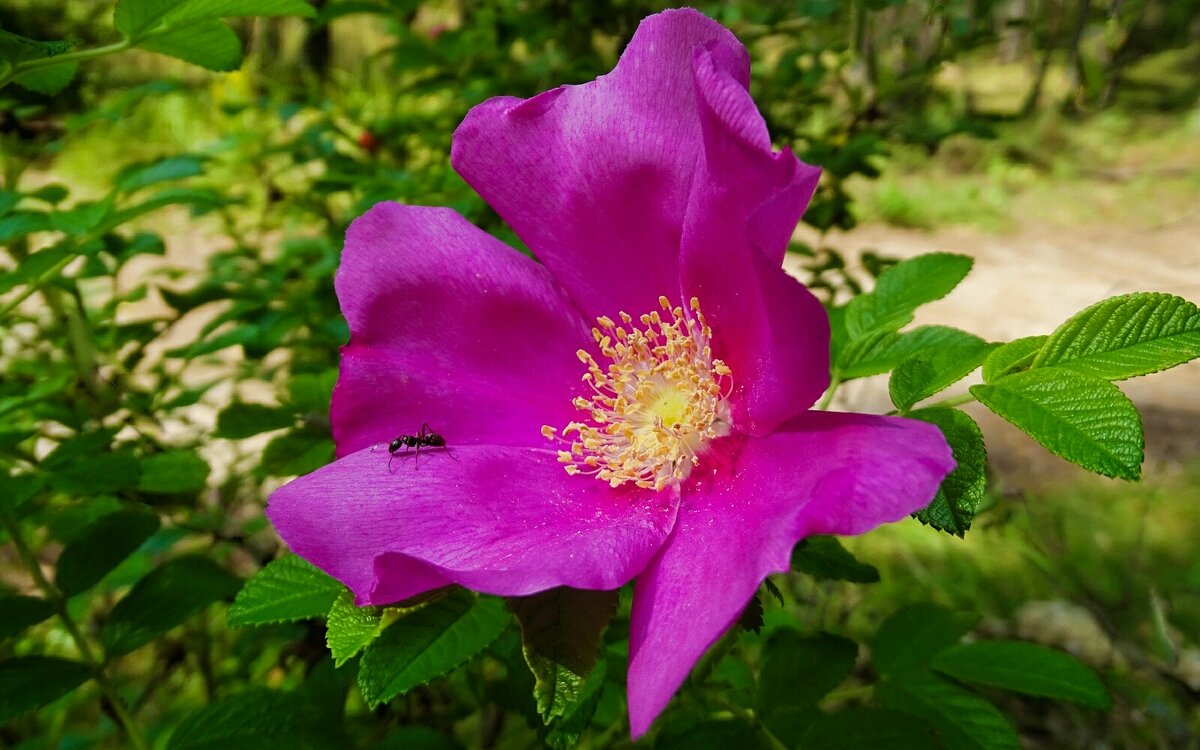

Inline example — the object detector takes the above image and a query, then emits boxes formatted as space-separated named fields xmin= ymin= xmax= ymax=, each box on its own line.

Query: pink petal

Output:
xmin=626 ymin=412 xmax=953 ymax=737
xmin=267 ymin=445 xmax=679 ymax=605
xmin=450 ymin=9 xmax=749 ymax=319
xmin=332 ymin=202 xmax=591 ymax=456
xmin=679 ymin=47 xmax=828 ymax=436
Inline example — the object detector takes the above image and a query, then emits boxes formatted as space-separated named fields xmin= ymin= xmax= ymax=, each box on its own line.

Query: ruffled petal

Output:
xmin=451 ymin=8 xmax=748 ymax=319
xmin=267 ymin=445 xmax=679 ymax=606
xmin=626 ymin=412 xmax=953 ymax=737
xmin=332 ymin=202 xmax=592 ymax=456
xmin=679 ymin=47 xmax=827 ymax=435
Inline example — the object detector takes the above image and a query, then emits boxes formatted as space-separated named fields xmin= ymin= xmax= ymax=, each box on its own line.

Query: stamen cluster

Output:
xmin=543 ymin=296 xmax=732 ymax=490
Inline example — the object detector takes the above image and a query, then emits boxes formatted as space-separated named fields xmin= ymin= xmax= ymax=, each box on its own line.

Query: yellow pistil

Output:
xmin=543 ymin=296 xmax=732 ymax=491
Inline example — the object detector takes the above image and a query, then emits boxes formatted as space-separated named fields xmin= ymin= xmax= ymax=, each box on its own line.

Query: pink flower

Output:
xmin=267 ymin=8 xmax=954 ymax=738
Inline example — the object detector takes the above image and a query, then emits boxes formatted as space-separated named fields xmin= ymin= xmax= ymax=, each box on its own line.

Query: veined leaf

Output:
xmin=932 ymin=640 xmax=1110 ymax=709
xmin=799 ymin=708 xmax=939 ymax=750
xmin=910 ymin=409 xmax=987 ymax=536
xmin=228 ymin=555 xmax=343 ymax=627
xmin=971 ymin=369 xmax=1143 ymax=480
xmin=0 ymin=656 xmax=93 ymax=723
xmin=56 ymin=506 xmax=160 ymax=596
xmin=507 ymin=587 xmax=618 ymax=722
xmin=116 ymin=0 xmax=315 ymax=38
xmin=102 ymin=555 xmax=240 ymax=656
xmin=116 ymin=155 xmax=206 ymax=193
xmin=541 ymin=657 xmax=608 ymax=750
xmin=845 ymin=253 xmax=973 ymax=339
xmin=358 ymin=591 xmax=509 ymax=707
xmin=791 ymin=536 xmax=879 ymax=583
xmin=1033 ymin=292 xmax=1200 ymax=381
xmin=215 ymin=402 xmax=296 ymax=439
xmin=326 ymin=590 xmax=382 ymax=667
xmin=136 ymin=21 xmax=242 ymax=71
xmin=138 ymin=451 xmax=210 ymax=494
xmin=757 ymin=630 xmax=858 ymax=746
xmin=878 ymin=670 xmax=1021 ymax=750
xmin=982 ymin=336 xmax=1046 ymax=383
xmin=889 ymin=335 xmax=994 ymax=411
xmin=167 ymin=687 xmax=349 ymax=750
xmin=838 ymin=325 xmax=982 ymax=380
xmin=872 ymin=603 xmax=977 ymax=677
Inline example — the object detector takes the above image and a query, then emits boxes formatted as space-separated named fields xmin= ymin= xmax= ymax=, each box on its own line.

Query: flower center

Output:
xmin=542 ymin=296 xmax=733 ymax=491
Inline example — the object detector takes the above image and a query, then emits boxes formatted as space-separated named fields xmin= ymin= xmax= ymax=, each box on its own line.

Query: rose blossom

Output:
xmin=268 ymin=8 xmax=954 ymax=737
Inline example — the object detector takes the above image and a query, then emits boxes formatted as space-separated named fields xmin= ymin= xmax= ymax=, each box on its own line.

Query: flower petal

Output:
xmin=332 ymin=202 xmax=591 ymax=456
xmin=266 ymin=445 xmax=679 ymax=606
xmin=680 ymin=47 xmax=828 ymax=435
xmin=626 ymin=412 xmax=953 ymax=737
xmin=451 ymin=8 xmax=749 ymax=319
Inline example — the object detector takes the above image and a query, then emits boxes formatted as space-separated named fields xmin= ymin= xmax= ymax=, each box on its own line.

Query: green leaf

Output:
xmin=791 ymin=536 xmax=879 ymax=583
xmin=55 ymin=506 xmax=161 ymax=596
xmin=287 ymin=370 xmax=337 ymax=412
xmin=261 ymin=428 xmax=334 ymax=477
xmin=167 ymin=687 xmax=350 ymax=750
xmin=358 ymin=591 xmax=509 ymax=707
xmin=102 ymin=555 xmax=240 ymax=656
xmin=871 ymin=603 xmax=977 ymax=677
xmin=970 ymin=369 xmax=1143 ymax=480
xmin=228 ymin=555 xmax=343 ymax=627
xmin=839 ymin=325 xmax=982 ymax=380
xmin=116 ymin=155 xmax=206 ymax=193
xmin=507 ymin=587 xmax=618 ymax=722
xmin=890 ymin=336 xmax=994 ymax=411
xmin=878 ymin=670 xmax=1021 ymax=750
xmin=0 ymin=656 xmax=93 ymax=723
xmin=216 ymin=402 xmax=295 ymax=438
xmin=1032 ymin=293 xmax=1200 ymax=381
xmin=0 ymin=595 xmax=56 ymax=640
xmin=0 ymin=473 xmax=45 ymax=517
xmin=136 ymin=451 xmax=210 ymax=494
xmin=541 ymin=656 xmax=607 ymax=750
xmin=136 ymin=21 xmax=243 ymax=71
xmin=656 ymin=718 xmax=770 ymax=750
xmin=757 ymin=630 xmax=858 ymax=746
xmin=909 ymin=409 xmax=987 ymax=536
xmin=981 ymin=336 xmax=1046 ymax=382
xmin=845 ymin=254 xmax=973 ymax=339
xmin=0 ymin=210 xmax=52 ymax=243
xmin=798 ymin=708 xmax=940 ymax=750
xmin=45 ymin=450 xmax=142 ymax=495
xmin=931 ymin=640 xmax=1110 ymax=710
xmin=326 ymin=590 xmax=383 ymax=667
xmin=116 ymin=0 xmax=315 ymax=38
xmin=13 ymin=61 xmax=78 ymax=95
xmin=0 ymin=243 xmax=69 ymax=295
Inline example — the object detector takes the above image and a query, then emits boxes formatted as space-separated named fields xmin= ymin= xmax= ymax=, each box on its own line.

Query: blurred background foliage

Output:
xmin=1 ymin=0 xmax=1199 ymax=748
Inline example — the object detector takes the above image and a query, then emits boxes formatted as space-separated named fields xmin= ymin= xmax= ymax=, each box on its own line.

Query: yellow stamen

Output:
xmin=543 ymin=297 xmax=732 ymax=491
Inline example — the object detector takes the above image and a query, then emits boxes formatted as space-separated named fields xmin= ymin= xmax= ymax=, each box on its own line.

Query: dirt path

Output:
xmin=786 ymin=217 xmax=1200 ymax=486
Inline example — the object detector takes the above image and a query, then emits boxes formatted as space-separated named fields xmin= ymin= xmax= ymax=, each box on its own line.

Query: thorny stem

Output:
xmin=1 ymin=516 xmax=149 ymax=750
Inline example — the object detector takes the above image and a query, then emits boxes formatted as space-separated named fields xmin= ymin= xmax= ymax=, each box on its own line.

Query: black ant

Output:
xmin=383 ymin=423 xmax=453 ymax=470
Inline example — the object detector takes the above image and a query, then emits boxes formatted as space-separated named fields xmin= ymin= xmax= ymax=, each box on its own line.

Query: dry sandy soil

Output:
xmin=786 ymin=216 xmax=1200 ymax=487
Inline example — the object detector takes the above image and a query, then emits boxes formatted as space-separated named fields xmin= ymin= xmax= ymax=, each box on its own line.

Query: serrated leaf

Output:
xmin=167 ymin=687 xmax=349 ymax=750
xmin=931 ymin=640 xmax=1110 ymax=709
xmin=0 ymin=595 xmax=56 ymax=640
xmin=890 ymin=336 xmax=994 ymax=411
xmin=982 ymin=336 xmax=1046 ymax=382
xmin=791 ymin=536 xmax=879 ymax=583
xmin=845 ymin=254 xmax=973 ymax=338
xmin=737 ymin=592 xmax=764 ymax=634
xmin=971 ymin=369 xmax=1143 ymax=480
xmin=757 ymin=630 xmax=858 ymax=746
xmin=541 ymin=657 xmax=607 ymax=750
xmin=136 ymin=20 xmax=243 ymax=71
xmin=216 ymin=402 xmax=295 ymax=438
xmin=909 ymin=409 xmax=987 ymax=536
xmin=116 ymin=155 xmax=206 ymax=193
xmin=507 ymin=587 xmax=618 ymax=722
xmin=0 ymin=656 xmax=93 ymax=723
xmin=872 ymin=603 xmax=977 ymax=677
xmin=116 ymin=0 xmax=316 ymax=38
xmin=1032 ymin=293 xmax=1200 ymax=381
xmin=326 ymin=590 xmax=382 ymax=667
xmin=137 ymin=451 xmax=210 ymax=494
xmin=798 ymin=707 xmax=940 ymax=750
xmin=358 ymin=591 xmax=509 ymax=707
xmin=839 ymin=325 xmax=983 ymax=380
xmin=55 ymin=506 xmax=160 ymax=596
xmin=878 ymin=670 xmax=1021 ymax=750
xmin=102 ymin=555 xmax=240 ymax=656
xmin=228 ymin=555 xmax=343 ymax=627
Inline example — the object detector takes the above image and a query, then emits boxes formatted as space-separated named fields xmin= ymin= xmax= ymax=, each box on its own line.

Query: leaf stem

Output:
xmin=1 ymin=516 xmax=149 ymax=750
xmin=0 ymin=254 xmax=72 ymax=319
xmin=922 ymin=391 xmax=977 ymax=410
xmin=815 ymin=372 xmax=842 ymax=411
xmin=0 ymin=38 xmax=132 ymax=91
